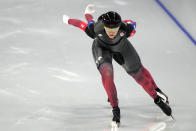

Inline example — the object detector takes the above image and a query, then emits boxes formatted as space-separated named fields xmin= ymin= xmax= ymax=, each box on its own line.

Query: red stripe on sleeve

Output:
xmin=78 ymin=22 xmax=88 ymax=31
xmin=68 ymin=19 xmax=87 ymax=31
xmin=123 ymin=20 xmax=136 ymax=25
xmin=85 ymin=14 xmax=94 ymax=22
xmin=129 ymin=30 xmax=136 ymax=37
xmin=123 ymin=19 xmax=136 ymax=38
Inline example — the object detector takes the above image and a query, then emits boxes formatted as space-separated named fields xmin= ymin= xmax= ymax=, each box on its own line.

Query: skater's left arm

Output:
xmin=84 ymin=4 xmax=95 ymax=23
xmin=123 ymin=20 xmax=136 ymax=38
xmin=84 ymin=4 xmax=96 ymax=39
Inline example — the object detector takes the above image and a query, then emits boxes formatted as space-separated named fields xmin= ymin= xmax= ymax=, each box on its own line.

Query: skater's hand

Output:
xmin=85 ymin=4 xmax=96 ymax=14
xmin=63 ymin=15 xmax=69 ymax=24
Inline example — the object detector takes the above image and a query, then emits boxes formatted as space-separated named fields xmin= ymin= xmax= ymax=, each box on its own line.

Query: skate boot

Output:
xmin=111 ymin=106 xmax=120 ymax=127
xmin=154 ymin=95 xmax=172 ymax=116
xmin=156 ymin=87 xmax=169 ymax=104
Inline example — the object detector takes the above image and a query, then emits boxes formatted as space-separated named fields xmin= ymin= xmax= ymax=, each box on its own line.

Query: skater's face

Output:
xmin=104 ymin=26 xmax=120 ymax=39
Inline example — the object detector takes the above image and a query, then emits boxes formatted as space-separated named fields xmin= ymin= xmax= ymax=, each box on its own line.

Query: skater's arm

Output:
xmin=84 ymin=4 xmax=96 ymax=39
xmin=63 ymin=15 xmax=88 ymax=31
xmin=68 ymin=19 xmax=88 ymax=31
xmin=123 ymin=20 xmax=136 ymax=38
xmin=84 ymin=4 xmax=95 ymax=22
xmin=63 ymin=15 xmax=95 ymax=39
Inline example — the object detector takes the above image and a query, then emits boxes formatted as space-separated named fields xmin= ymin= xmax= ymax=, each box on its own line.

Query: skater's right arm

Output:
xmin=63 ymin=14 xmax=96 ymax=39
xmin=63 ymin=15 xmax=87 ymax=32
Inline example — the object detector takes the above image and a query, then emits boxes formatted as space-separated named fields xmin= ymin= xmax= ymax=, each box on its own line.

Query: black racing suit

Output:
xmin=85 ymin=20 xmax=142 ymax=74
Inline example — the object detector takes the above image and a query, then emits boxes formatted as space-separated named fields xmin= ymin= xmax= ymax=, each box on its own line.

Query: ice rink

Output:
xmin=0 ymin=0 xmax=196 ymax=131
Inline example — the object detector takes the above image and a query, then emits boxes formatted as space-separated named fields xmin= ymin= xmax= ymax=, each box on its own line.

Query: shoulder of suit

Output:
xmin=94 ymin=21 xmax=104 ymax=34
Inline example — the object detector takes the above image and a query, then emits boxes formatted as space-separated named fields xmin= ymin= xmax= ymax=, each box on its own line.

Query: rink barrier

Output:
xmin=155 ymin=0 xmax=196 ymax=46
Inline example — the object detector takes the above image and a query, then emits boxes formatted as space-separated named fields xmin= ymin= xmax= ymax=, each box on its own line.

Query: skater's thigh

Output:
xmin=92 ymin=40 xmax=112 ymax=69
xmin=121 ymin=40 xmax=142 ymax=74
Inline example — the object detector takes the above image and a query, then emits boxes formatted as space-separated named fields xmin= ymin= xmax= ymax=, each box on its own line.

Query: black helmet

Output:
xmin=99 ymin=11 xmax=122 ymax=28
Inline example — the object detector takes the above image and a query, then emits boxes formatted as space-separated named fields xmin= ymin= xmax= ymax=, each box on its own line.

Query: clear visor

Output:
xmin=104 ymin=26 xmax=120 ymax=32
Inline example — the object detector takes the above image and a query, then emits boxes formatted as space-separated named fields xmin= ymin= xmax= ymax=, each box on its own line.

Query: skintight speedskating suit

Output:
xmin=67 ymin=14 xmax=159 ymax=108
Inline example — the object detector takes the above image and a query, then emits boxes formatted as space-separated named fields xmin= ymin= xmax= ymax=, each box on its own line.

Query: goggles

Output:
xmin=104 ymin=26 xmax=120 ymax=32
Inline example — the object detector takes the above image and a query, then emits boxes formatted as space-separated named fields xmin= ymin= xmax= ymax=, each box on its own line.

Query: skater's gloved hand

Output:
xmin=63 ymin=15 xmax=70 ymax=24
xmin=85 ymin=4 xmax=96 ymax=14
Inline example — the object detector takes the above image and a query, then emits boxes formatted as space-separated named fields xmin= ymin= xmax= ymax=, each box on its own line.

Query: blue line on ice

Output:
xmin=155 ymin=0 xmax=196 ymax=46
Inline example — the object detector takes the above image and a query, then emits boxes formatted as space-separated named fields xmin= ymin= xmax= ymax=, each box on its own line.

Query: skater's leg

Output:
xmin=116 ymin=40 xmax=158 ymax=99
xmin=99 ymin=63 xmax=118 ymax=107
xmin=116 ymin=39 xmax=172 ymax=116
xmin=130 ymin=65 xmax=158 ymax=99
xmin=99 ymin=63 xmax=120 ymax=124
xmin=141 ymin=65 xmax=158 ymax=89
xmin=92 ymin=39 xmax=118 ymax=108
xmin=129 ymin=65 xmax=172 ymax=116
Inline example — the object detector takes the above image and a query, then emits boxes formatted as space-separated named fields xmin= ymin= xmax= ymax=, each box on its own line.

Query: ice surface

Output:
xmin=0 ymin=0 xmax=196 ymax=131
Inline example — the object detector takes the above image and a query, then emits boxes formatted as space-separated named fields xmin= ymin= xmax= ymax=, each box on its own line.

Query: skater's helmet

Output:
xmin=98 ymin=11 xmax=122 ymax=28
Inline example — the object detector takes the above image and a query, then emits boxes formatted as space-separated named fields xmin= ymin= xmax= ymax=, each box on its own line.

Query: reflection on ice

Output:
xmin=0 ymin=30 xmax=22 ymax=39
xmin=24 ymin=28 xmax=58 ymax=35
xmin=52 ymin=75 xmax=84 ymax=82
xmin=0 ymin=17 xmax=22 ymax=24
xmin=111 ymin=125 xmax=119 ymax=131
xmin=0 ymin=88 xmax=14 ymax=96
xmin=145 ymin=121 xmax=166 ymax=131
xmin=0 ymin=62 xmax=29 ymax=73
xmin=113 ymin=0 xmax=127 ymax=6
xmin=105 ymin=115 xmax=173 ymax=131
xmin=0 ymin=27 xmax=57 ymax=39
xmin=48 ymin=67 xmax=85 ymax=82
xmin=9 ymin=46 xmax=31 ymax=54
xmin=15 ymin=107 xmax=58 ymax=125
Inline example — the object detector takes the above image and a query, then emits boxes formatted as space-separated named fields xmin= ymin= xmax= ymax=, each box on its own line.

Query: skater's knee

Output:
xmin=126 ymin=64 xmax=142 ymax=75
xmin=104 ymin=69 xmax=113 ymax=77
xmin=99 ymin=63 xmax=113 ymax=76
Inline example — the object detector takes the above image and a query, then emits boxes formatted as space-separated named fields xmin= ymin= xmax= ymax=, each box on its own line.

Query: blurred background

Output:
xmin=0 ymin=0 xmax=196 ymax=130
